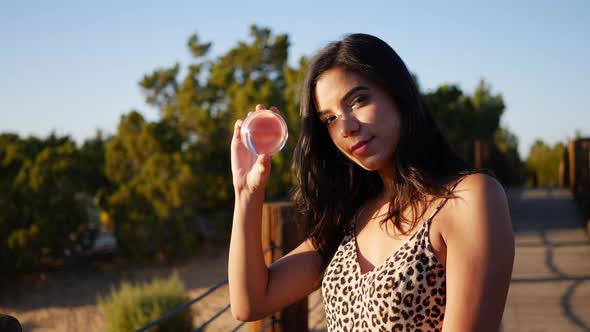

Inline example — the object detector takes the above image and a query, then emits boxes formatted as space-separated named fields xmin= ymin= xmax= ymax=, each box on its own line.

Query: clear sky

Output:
xmin=1 ymin=0 xmax=588 ymax=158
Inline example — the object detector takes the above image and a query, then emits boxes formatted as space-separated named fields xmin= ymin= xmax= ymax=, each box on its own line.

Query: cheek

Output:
xmin=376 ymin=111 xmax=402 ymax=153
xmin=371 ymin=109 xmax=400 ymax=134
xmin=387 ymin=121 xmax=401 ymax=147
xmin=327 ymin=131 xmax=348 ymax=152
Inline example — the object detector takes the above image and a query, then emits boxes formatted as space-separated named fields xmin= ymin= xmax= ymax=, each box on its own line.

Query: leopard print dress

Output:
xmin=321 ymin=199 xmax=451 ymax=331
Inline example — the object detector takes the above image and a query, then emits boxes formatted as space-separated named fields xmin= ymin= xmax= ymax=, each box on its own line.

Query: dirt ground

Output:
xmin=0 ymin=246 xmax=326 ymax=332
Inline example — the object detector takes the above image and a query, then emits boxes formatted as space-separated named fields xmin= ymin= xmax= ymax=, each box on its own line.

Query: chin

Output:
xmin=352 ymin=157 xmax=391 ymax=172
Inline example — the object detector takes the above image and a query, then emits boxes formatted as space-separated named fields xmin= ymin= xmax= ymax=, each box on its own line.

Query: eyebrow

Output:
xmin=317 ymin=85 xmax=370 ymax=116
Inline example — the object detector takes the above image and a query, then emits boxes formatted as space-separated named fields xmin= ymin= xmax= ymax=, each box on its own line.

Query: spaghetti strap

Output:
xmin=426 ymin=175 xmax=468 ymax=222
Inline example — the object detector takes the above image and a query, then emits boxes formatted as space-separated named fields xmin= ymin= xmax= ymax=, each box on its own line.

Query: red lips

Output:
xmin=350 ymin=137 xmax=374 ymax=155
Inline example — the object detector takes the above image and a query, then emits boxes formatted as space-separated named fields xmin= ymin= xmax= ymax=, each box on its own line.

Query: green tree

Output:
xmin=526 ymin=139 xmax=565 ymax=186
xmin=0 ymin=134 xmax=28 ymax=274
xmin=424 ymin=80 xmax=505 ymax=145
xmin=104 ymin=111 xmax=197 ymax=259
xmin=494 ymin=125 xmax=526 ymax=184
xmin=79 ymin=130 xmax=110 ymax=194
xmin=2 ymin=137 xmax=93 ymax=271
xmin=471 ymin=80 xmax=505 ymax=142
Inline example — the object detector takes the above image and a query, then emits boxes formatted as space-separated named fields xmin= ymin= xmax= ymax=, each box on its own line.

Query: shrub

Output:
xmin=98 ymin=273 xmax=193 ymax=332
xmin=1 ymin=141 xmax=97 ymax=274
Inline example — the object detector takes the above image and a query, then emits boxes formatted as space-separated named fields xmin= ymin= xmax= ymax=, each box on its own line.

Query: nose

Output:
xmin=338 ymin=112 xmax=360 ymax=137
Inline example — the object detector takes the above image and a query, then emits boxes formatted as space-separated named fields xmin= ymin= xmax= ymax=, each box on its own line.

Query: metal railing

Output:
xmin=135 ymin=245 xmax=280 ymax=332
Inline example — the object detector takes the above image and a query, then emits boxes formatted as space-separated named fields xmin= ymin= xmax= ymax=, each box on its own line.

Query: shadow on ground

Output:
xmin=507 ymin=187 xmax=590 ymax=332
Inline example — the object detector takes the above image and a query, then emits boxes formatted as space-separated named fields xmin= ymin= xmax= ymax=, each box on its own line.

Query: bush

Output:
xmin=98 ymin=273 xmax=193 ymax=332
xmin=1 ymin=141 xmax=97 ymax=274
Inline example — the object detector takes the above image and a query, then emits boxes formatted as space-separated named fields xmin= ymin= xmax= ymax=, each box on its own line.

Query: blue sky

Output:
xmin=1 ymin=1 xmax=588 ymax=158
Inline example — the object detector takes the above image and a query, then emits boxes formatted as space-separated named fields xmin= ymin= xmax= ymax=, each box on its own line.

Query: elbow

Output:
xmin=230 ymin=303 xmax=263 ymax=322
xmin=231 ymin=306 xmax=253 ymax=322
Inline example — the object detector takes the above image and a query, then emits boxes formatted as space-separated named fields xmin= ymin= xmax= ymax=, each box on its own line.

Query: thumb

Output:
xmin=256 ymin=153 xmax=272 ymax=174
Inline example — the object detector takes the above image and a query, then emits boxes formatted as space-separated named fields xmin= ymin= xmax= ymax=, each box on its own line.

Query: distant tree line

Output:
xmin=2 ymin=25 xmax=535 ymax=274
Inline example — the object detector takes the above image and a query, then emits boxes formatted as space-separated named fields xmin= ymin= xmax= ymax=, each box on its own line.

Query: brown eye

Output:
xmin=324 ymin=115 xmax=337 ymax=125
xmin=351 ymin=95 xmax=368 ymax=108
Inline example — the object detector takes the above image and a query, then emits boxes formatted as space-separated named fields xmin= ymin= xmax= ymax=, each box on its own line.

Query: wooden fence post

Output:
xmin=474 ymin=140 xmax=483 ymax=168
xmin=579 ymin=139 xmax=590 ymax=193
xmin=560 ymin=148 xmax=569 ymax=188
xmin=249 ymin=202 xmax=309 ymax=332
xmin=568 ymin=140 xmax=577 ymax=194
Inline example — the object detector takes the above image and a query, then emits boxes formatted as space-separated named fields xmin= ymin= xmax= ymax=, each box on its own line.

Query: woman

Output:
xmin=229 ymin=33 xmax=514 ymax=331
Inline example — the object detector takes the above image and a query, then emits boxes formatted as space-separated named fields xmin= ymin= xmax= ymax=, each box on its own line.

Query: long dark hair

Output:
xmin=292 ymin=33 xmax=482 ymax=265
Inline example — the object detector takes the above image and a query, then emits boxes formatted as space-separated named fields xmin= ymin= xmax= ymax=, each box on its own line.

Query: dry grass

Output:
xmin=0 ymin=246 xmax=327 ymax=332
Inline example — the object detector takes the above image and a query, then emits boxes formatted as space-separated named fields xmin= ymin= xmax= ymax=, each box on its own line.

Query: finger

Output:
xmin=255 ymin=104 xmax=266 ymax=112
xmin=233 ymin=119 xmax=243 ymax=141
xmin=269 ymin=106 xmax=280 ymax=113
xmin=257 ymin=153 xmax=271 ymax=172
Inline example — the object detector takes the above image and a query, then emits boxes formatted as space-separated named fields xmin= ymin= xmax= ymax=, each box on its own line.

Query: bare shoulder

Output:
xmin=441 ymin=172 xmax=512 ymax=242
xmin=448 ymin=172 xmax=507 ymax=212
xmin=455 ymin=172 xmax=506 ymax=200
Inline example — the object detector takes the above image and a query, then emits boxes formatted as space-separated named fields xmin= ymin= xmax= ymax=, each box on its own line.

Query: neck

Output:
xmin=378 ymin=164 xmax=395 ymax=199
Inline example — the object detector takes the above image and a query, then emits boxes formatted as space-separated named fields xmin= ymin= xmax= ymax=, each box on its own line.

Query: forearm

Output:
xmin=228 ymin=190 xmax=269 ymax=320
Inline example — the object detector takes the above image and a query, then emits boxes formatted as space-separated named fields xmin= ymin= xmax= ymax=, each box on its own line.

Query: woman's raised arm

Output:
xmin=228 ymin=104 xmax=324 ymax=321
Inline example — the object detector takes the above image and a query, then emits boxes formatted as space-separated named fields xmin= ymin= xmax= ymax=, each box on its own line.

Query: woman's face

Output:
xmin=314 ymin=66 xmax=401 ymax=172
